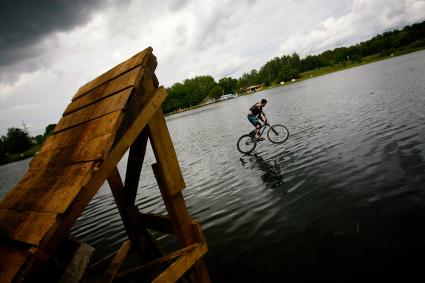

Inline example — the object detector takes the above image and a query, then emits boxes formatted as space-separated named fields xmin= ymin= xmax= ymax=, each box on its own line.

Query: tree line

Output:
xmin=163 ymin=20 xmax=425 ymax=113
xmin=0 ymin=124 xmax=56 ymax=165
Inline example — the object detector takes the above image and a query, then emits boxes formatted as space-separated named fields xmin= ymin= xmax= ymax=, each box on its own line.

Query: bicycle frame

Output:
xmin=252 ymin=122 xmax=278 ymax=139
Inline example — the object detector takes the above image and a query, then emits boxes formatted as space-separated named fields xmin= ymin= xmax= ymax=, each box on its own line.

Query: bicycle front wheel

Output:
xmin=237 ymin=134 xmax=257 ymax=154
xmin=267 ymin=124 xmax=289 ymax=144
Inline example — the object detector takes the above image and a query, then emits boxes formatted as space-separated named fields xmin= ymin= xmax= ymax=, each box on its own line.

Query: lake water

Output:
xmin=1 ymin=50 xmax=425 ymax=282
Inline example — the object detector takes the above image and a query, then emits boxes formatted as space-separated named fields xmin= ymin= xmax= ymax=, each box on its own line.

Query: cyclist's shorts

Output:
xmin=247 ymin=114 xmax=261 ymax=127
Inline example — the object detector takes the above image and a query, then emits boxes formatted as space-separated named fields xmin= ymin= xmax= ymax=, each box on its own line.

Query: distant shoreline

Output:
xmin=165 ymin=47 xmax=425 ymax=117
xmin=2 ymin=48 xmax=425 ymax=166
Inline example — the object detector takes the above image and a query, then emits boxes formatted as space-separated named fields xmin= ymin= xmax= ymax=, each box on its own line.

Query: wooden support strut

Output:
xmin=148 ymin=109 xmax=211 ymax=283
xmin=124 ymin=128 xmax=149 ymax=205
xmin=99 ymin=240 xmax=132 ymax=283
xmin=107 ymin=167 xmax=163 ymax=262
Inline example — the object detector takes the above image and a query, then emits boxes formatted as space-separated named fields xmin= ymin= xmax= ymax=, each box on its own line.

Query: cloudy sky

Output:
xmin=1 ymin=0 xmax=424 ymax=135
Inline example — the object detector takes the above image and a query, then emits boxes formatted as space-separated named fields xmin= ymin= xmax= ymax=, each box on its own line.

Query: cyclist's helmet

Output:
xmin=261 ymin=99 xmax=267 ymax=104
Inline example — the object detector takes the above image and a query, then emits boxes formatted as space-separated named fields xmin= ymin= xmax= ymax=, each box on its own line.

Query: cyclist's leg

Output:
xmin=248 ymin=114 xmax=259 ymax=137
xmin=255 ymin=123 xmax=261 ymax=139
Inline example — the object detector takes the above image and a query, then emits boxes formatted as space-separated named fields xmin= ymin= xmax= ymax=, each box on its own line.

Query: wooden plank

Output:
xmin=116 ymin=243 xmax=199 ymax=279
xmin=99 ymin=240 xmax=131 ymax=283
xmin=73 ymin=47 xmax=152 ymax=100
xmin=41 ymin=111 xmax=122 ymax=152
xmin=91 ymin=87 xmax=166 ymax=181
xmin=88 ymin=251 xmax=117 ymax=274
xmin=152 ymin=163 xmax=211 ymax=283
xmin=151 ymin=163 xmax=193 ymax=245
xmin=152 ymin=243 xmax=208 ymax=283
xmin=64 ymin=67 xmax=143 ymax=116
xmin=16 ymin=162 xmax=96 ymax=188
xmin=0 ymin=185 xmax=81 ymax=214
xmin=29 ymin=133 xmax=112 ymax=169
xmin=54 ymin=88 xmax=132 ymax=134
xmin=124 ymin=128 xmax=149 ymax=205
xmin=148 ymin=110 xmax=186 ymax=197
xmin=107 ymin=167 xmax=163 ymax=261
xmin=0 ymin=244 xmax=30 ymax=283
xmin=191 ymin=222 xmax=207 ymax=244
xmin=0 ymin=209 xmax=58 ymax=246
xmin=112 ymin=54 xmax=158 ymax=145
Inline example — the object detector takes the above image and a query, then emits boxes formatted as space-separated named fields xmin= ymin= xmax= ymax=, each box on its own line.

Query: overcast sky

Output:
xmin=1 ymin=0 xmax=424 ymax=135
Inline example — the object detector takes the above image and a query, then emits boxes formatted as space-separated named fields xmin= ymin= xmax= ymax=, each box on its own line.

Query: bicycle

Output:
xmin=237 ymin=122 xmax=289 ymax=154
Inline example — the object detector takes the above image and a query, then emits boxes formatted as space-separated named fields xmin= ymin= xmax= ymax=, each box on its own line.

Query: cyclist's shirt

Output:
xmin=250 ymin=103 xmax=263 ymax=116
xmin=248 ymin=103 xmax=263 ymax=127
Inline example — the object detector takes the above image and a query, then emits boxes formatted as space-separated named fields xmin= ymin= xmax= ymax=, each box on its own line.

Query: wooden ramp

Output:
xmin=0 ymin=47 xmax=210 ymax=283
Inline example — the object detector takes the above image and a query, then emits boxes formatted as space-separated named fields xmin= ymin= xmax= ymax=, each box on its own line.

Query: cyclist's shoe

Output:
xmin=255 ymin=137 xmax=265 ymax=142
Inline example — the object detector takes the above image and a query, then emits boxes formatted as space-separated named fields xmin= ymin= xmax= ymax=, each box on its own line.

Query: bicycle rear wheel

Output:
xmin=237 ymin=134 xmax=257 ymax=154
xmin=267 ymin=124 xmax=289 ymax=144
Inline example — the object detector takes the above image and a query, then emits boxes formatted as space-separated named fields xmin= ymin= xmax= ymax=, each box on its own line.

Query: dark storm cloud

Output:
xmin=0 ymin=0 xmax=114 ymax=80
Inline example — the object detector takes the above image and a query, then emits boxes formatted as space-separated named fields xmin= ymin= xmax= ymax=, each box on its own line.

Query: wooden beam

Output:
xmin=0 ymin=244 xmax=30 ymax=283
xmin=99 ymin=240 xmax=131 ymax=283
xmin=88 ymin=251 xmax=117 ymax=274
xmin=116 ymin=243 xmax=199 ymax=279
xmin=55 ymin=88 xmax=132 ymax=134
xmin=73 ymin=47 xmax=152 ymax=100
xmin=124 ymin=128 xmax=149 ymax=205
xmin=64 ymin=67 xmax=142 ymax=115
xmin=107 ymin=167 xmax=162 ymax=261
xmin=151 ymin=164 xmax=194 ymax=246
xmin=152 ymin=243 xmax=208 ymax=283
xmin=147 ymin=110 xmax=186 ymax=197
xmin=152 ymin=163 xmax=211 ymax=282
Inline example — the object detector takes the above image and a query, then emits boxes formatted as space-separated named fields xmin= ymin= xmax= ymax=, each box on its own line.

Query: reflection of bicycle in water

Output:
xmin=240 ymin=153 xmax=284 ymax=189
xmin=237 ymin=122 xmax=289 ymax=154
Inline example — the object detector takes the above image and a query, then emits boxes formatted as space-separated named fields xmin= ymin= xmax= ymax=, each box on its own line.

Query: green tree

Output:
xmin=0 ymin=139 xmax=7 ymax=164
xmin=35 ymin=135 xmax=43 ymax=144
xmin=2 ymin=128 xmax=33 ymax=154
xmin=218 ymin=77 xmax=238 ymax=94
xmin=208 ymin=85 xmax=223 ymax=100
xmin=163 ymin=76 xmax=217 ymax=113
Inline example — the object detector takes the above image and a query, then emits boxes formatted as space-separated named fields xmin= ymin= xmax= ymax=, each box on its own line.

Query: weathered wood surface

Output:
xmin=72 ymin=47 xmax=152 ymax=100
xmin=148 ymin=111 xmax=186 ymax=197
xmin=152 ymin=243 xmax=208 ymax=283
xmin=0 ymin=47 xmax=159 ymax=283
xmin=152 ymin=161 xmax=211 ymax=282
xmin=54 ymin=87 xmax=133 ymax=134
xmin=116 ymin=243 xmax=200 ymax=279
xmin=99 ymin=240 xmax=131 ymax=283
xmin=107 ymin=167 xmax=163 ymax=261
xmin=0 ymin=245 xmax=30 ymax=283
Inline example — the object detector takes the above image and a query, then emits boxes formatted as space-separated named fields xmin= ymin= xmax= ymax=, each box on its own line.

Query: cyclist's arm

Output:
xmin=260 ymin=111 xmax=267 ymax=124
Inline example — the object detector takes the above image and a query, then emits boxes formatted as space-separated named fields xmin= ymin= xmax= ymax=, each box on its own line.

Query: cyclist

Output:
xmin=247 ymin=98 xmax=267 ymax=141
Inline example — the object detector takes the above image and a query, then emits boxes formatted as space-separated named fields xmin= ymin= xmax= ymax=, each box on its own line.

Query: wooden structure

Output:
xmin=0 ymin=47 xmax=210 ymax=282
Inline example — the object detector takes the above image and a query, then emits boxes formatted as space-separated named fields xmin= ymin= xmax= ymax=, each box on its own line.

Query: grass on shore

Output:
xmin=164 ymin=48 xmax=425 ymax=116
xmin=263 ymin=46 xmax=425 ymax=90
